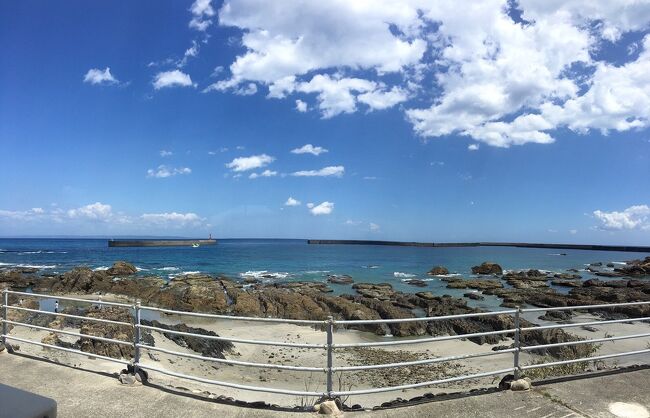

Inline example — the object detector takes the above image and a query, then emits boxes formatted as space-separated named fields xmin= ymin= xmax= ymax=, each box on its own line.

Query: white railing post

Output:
xmin=2 ymin=289 xmax=8 ymax=347
xmin=326 ymin=316 xmax=334 ymax=398
xmin=133 ymin=301 xmax=141 ymax=372
xmin=513 ymin=306 xmax=521 ymax=380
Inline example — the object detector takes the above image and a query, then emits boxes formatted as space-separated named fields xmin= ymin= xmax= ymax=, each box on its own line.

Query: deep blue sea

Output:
xmin=0 ymin=238 xmax=647 ymax=309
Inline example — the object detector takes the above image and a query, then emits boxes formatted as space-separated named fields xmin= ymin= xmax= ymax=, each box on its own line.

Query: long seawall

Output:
xmin=307 ymin=240 xmax=650 ymax=253
xmin=108 ymin=239 xmax=217 ymax=247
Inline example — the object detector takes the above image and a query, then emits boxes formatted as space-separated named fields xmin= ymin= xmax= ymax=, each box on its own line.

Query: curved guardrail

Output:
xmin=2 ymin=289 xmax=650 ymax=400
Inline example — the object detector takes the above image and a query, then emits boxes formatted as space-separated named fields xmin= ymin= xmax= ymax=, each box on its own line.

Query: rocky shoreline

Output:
xmin=1 ymin=258 xmax=648 ymax=350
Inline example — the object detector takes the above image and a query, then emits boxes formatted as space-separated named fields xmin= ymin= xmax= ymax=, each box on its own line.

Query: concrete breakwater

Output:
xmin=307 ymin=240 xmax=650 ymax=253
xmin=108 ymin=239 xmax=217 ymax=247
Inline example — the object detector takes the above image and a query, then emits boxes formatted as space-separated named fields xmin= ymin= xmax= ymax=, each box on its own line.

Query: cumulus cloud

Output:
xmin=468 ymin=144 xmax=480 ymax=151
xmin=0 ymin=207 xmax=48 ymax=221
xmin=285 ymin=197 xmax=301 ymax=206
xmin=141 ymin=212 xmax=204 ymax=227
xmin=308 ymin=201 xmax=334 ymax=215
xmin=290 ymin=144 xmax=328 ymax=156
xmin=189 ymin=0 xmax=215 ymax=31
xmin=291 ymin=166 xmax=344 ymax=177
xmin=83 ymin=67 xmax=118 ymax=85
xmin=369 ymin=222 xmax=380 ymax=232
xmin=153 ymin=70 xmax=195 ymax=90
xmin=593 ymin=205 xmax=650 ymax=230
xmin=226 ymin=154 xmax=274 ymax=172
xmin=159 ymin=150 xmax=173 ymax=157
xmin=295 ymin=100 xmax=308 ymax=112
xmin=212 ymin=0 xmax=650 ymax=147
xmin=147 ymin=165 xmax=192 ymax=178
xmin=249 ymin=169 xmax=277 ymax=179
xmin=67 ymin=202 xmax=113 ymax=221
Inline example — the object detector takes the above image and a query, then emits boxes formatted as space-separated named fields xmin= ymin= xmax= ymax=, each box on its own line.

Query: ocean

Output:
xmin=0 ymin=238 xmax=646 ymax=309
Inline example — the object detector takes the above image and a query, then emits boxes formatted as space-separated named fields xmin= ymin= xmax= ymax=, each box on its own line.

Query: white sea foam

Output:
xmin=0 ymin=262 xmax=15 ymax=266
xmin=400 ymin=277 xmax=435 ymax=282
xmin=17 ymin=250 xmax=67 ymax=255
xmin=158 ymin=266 xmax=180 ymax=271
xmin=240 ymin=270 xmax=291 ymax=280
xmin=16 ymin=264 xmax=56 ymax=269
xmin=393 ymin=272 xmax=416 ymax=278
xmin=136 ymin=266 xmax=149 ymax=271
xmin=93 ymin=266 xmax=109 ymax=271
xmin=431 ymin=273 xmax=461 ymax=278
xmin=362 ymin=265 xmax=380 ymax=269
xmin=612 ymin=261 xmax=627 ymax=265
xmin=303 ymin=270 xmax=331 ymax=274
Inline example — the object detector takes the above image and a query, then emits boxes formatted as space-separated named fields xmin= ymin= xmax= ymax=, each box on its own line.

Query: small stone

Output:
xmin=510 ymin=378 xmax=532 ymax=391
xmin=118 ymin=373 xmax=137 ymax=385
xmin=315 ymin=400 xmax=342 ymax=416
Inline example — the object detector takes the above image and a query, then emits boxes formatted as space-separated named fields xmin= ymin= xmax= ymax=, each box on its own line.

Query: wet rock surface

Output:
xmin=471 ymin=262 xmax=503 ymax=275
xmin=428 ymin=266 xmax=449 ymax=276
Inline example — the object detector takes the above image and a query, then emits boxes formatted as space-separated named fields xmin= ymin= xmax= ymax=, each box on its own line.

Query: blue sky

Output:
xmin=1 ymin=0 xmax=649 ymax=244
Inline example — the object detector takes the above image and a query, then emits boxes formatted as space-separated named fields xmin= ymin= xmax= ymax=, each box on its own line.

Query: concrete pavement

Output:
xmin=1 ymin=351 xmax=649 ymax=417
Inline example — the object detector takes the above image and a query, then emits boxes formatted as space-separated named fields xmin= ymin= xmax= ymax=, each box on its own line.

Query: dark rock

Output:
xmin=551 ymin=279 xmax=581 ymax=288
xmin=428 ymin=266 xmax=449 ymax=276
xmin=471 ymin=262 xmax=503 ymax=275
xmin=326 ymin=274 xmax=354 ymax=285
xmin=141 ymin=320 xmax=234 ymax=359
xmin=539 ymin=310 xmax=572 ymax=322
xmin=403 ymin=279 xmax=428 ymax=287
xmin=106 ymin=261 xmax=138 ymax=276
xmin=464 ymin=292 xmax=484 ymax=300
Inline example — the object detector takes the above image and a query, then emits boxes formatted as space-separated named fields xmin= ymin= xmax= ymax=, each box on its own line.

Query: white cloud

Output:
xmin=309 ymin=201 xmax=334 ymax=216
xmin=160 ymin=150 xmax=173 ymax=157
xmin=83 ymin=67 xmax=118 ymax=85
xmin=0 ymin=208 xmax=48 ymax=221
xmin=369 ymin=222 xmax=380 ymax=231
xmin=141 ymin=212 xmax=204 ymax=227
xmin=147 ymin=165 xmax=192 ymax=178
xmin=593 ymin=205 xmax=650 ymax=230
xmin=213 ymin=0 xmax=650 ymax=147
xmin=153 ymin=70 xmax=195 ymax=90
xmin=468 ymin=144 xmax=480 ymax=151
xmin=569 ymin=229 xmax=578 ymax=235
xmin=295 ymin=100 xmax=308 ymax=112
xmin=291 ymin=165 xmax=344 ymax=177
xmin=285 ymin=197 xmax=301 ymax=206
xmin=226 ymin=154 xmax=274 ymax=172
xmin=249 ymin=169 xmax=277 ymax=179
xmin=67 ymin=202 xmax=113 ymax=221
xmin=189 ymin=0 xmax=215 ymax=31
xmin=345 ymin=219 xmax=362 ymax=226
xmin=363 ymin=176 xmax=377 ymax=180
xmin=290 ymin=144 xmax=328 ymax=156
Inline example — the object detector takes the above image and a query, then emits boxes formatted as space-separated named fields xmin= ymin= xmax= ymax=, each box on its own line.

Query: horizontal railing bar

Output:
xmin=334 ymin=328 xmax=516 ymax=348
xmin=6 ymin=290 xmax=133 ymax=308
xmin=520 ymin=349 xmax=650 ymax=370
xmin=2 ymin=319 xmax=132 ymax=346
xmin=137 ymin=344 xmax=326 ymax=372
xmin=521 ymin=332 xmax=650 ymax=351
xmin=331 ymin=367 xmax=516 ymax=396
xmin=522 ymin=301 xmax=650 ymax=313
xmin=521 ymin=316 xmax=650 ymax=332
xmin=332 ymin=348 xmax=517 ymax=372
xmin=138 ymin=363 xmax=327 ymax=396
xmin=138 ymin=324 xmax=325 ymax=349
xmin=336 ymin=309 xmax=517 ymax=325
xmin=3 ymin=335 xmax=130 ymax=365
xmin=6 ymin=306 xmax=132 ymax=327
xmin=140 ymin=305 xmax=324 ymax=325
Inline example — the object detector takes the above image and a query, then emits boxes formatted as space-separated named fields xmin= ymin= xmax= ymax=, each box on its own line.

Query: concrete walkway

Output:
xmin=1 ymin=352 xmax=648 ymax=417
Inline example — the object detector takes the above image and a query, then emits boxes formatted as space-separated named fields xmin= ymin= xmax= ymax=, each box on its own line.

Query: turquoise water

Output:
xmin=0 ymin=238 xmax=646 ymax=306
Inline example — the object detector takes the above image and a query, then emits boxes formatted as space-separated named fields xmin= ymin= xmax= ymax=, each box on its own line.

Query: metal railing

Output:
xmin=1 ymin=289 xmax=650 ymax=400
